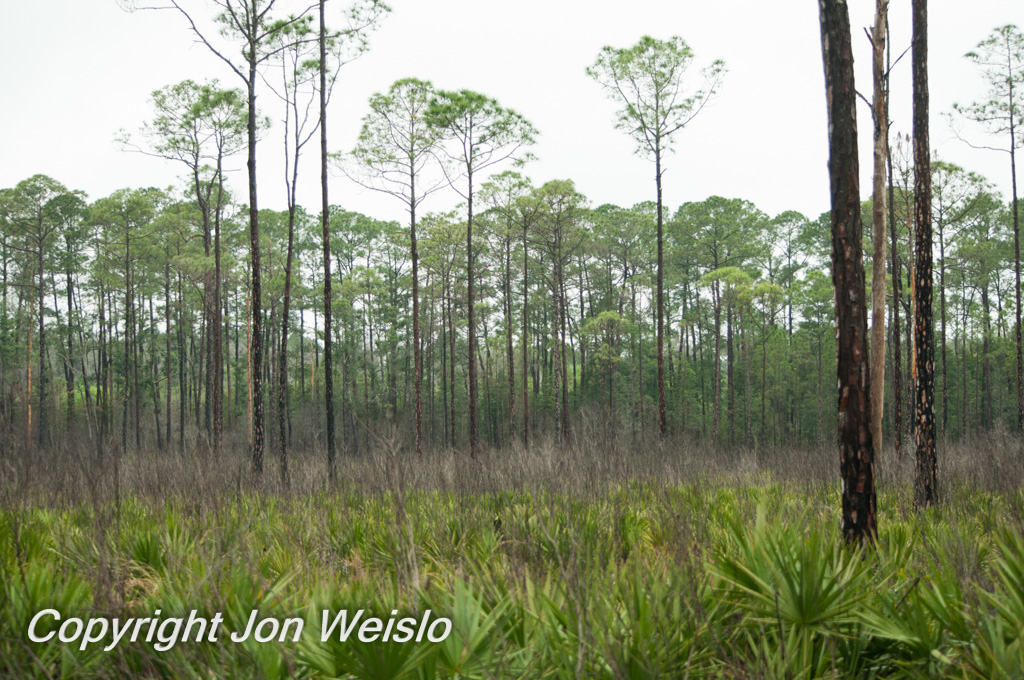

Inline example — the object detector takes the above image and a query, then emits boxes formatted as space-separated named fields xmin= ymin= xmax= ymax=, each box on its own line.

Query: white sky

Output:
xmin=1 ymin=1 xmax=1022 ymax=226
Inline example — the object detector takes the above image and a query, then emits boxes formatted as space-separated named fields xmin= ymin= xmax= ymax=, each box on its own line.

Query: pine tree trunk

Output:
xmin=279 ymin=200 xmax=296 ymax=487
xmin=505 ymin=236 xmax=515 ymax=446
xmin=65 ymin=242 xmax=75 ymax=431
xmin=939 ymin=222 xmax=947 ymax=437
xmin=712 ymin=283 xmax=721 ymax=451
xmin=467 ymin=172 xmax=478 ymax=458
xmin=869 ymin=0 xmax=889 ymax=461
xmin=1010 ymin=89 xmax=1022 ymax=431
xmin=38 ymin=249 xmax=47 ymax=449
xmin=819 ymin=0 xmax=878 ymax=543
xmin=411 ymin=196 xmax=423 ymax=456
xmin=247 ymin=37 xmax=265 ymax=474
xmin=165 ymin=262 xmax=172 ymax=449
xmin=888 ymin=118 xmax=902 ymax=459
xmin=655 ymin=150 xmax=667 ymax=438
xmin=912 ymin=0 xmax=937 ymax=507
xmin=448 ymin=288 xmax=456 ymax=450
xmin=522 ymin=226 xmax=530 ymax=448
xmin=213 ymin=160 xmax=225 ymax=457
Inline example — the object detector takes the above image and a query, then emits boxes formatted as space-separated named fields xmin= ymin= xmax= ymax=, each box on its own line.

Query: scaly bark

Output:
xmin=912 ymin=0 xmax=937 ymax=507
xmin=819 ymin=0 xmax=878 ymax=543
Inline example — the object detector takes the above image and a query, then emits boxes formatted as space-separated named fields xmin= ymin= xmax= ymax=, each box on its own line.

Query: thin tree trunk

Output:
xmin=712 ymin=283 xmax=721 ymax=451
xmin=320 ymin=0 xmax=336 ymax=482
xmin=64 ymin=242 xmax=75 ymax=431
xmin=869 ymin=0 xmax=889 ymax=460
xmin=448 ymin=285 xmax=456 ymax=450
xmin=655 ymin=148 xmax=667 ymax=437
xmin=213 ymin=159 xmax=225 ymax=456
xmin=247 ymin=30 xmax=265 ymax=474
xmin=467 ymin=172 xmax=478 ymax=458
xmin=522 ymin=224 xmax=530 ymax=448
xmin=939 ymin=220 xmax=947 ymax=437
xmin=178 ymin=273 xmax=186 ymax=453
xmin=37 ymin=249 xmax=46 ymax=449
xmin=27 ymin=267 xmax=34 ymax=451
xmin=505 ymin=236 xmax=515 ymax=445
xmin=149 ymin=296 xmax=164 ymax=450
xmin=411 ymin=193 xmax=423 ymax=457
xmin=1011 ymin=77 xmax=1023 ymax=432
xmin=165 ymin=262 xmax=172 ymax=449
xmin=912 ymin=0 xmax=937 ymax=507
xmin=279 ymin=200 xmax=296 ymax=487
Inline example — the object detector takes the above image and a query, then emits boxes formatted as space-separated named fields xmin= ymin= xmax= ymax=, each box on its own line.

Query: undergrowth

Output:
xmin=2 ymin=454 xmax=1024 ymax=678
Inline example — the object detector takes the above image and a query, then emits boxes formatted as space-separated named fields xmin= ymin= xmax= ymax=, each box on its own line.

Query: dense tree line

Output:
xmin=2 ymin=1 xmax=1022 ymax=497
xmin=1 ymin=163 xmax=1022 ymax=455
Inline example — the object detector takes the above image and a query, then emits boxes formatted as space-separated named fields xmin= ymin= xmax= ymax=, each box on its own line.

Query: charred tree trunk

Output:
xmin=819 ymin=0 xmax=878 ymax=543
xmin=320 ymin=0 xmax=336 ymax=484
xmin=912 ymin=0 xmax=937 ymax=507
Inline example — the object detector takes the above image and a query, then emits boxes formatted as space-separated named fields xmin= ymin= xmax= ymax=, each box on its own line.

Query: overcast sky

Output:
xmin=1 ymin=1 xmax=1021 ymax=226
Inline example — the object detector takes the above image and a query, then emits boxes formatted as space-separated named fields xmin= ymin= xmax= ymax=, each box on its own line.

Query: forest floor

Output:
xmin=2 ymin=431 xmax=1023 ymax=678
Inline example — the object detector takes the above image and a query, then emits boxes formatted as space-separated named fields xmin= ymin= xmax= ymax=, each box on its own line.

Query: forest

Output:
xmin=2 ymin=0 xmax=1024 ymax=678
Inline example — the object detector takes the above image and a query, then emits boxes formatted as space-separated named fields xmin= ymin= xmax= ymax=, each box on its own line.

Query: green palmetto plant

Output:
xmin=2 ymin=563 xmax=96 ymax=679
xmin=709 ymin=508 xmax=874 ymax=677
xmin=419 ymin=581 xmax=514 ymax=679
xmin=595 ymin=562 xmax=710 ymax=679
xmin=297 ymin=584 xmax=435 ymax=680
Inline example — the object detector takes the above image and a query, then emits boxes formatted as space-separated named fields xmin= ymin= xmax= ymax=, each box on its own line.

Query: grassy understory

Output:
xmin=2 ymin=436 xmax=1024 ymax=678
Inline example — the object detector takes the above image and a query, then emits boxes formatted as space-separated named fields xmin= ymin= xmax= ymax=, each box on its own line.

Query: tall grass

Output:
xmin=1 ymin=431 xmax=1023 ymax=678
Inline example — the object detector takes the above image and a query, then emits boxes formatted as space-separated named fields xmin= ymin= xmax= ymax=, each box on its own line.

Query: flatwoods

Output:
xmin=2 ymin=439 xmax=1024 ymax=678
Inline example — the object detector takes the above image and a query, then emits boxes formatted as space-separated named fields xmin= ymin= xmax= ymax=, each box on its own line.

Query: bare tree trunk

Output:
xmin=448 ymin=288 xmax=456 ymax=450
xmin=712 ymin=283 xmax=721 ymax=451
xmin=888 ymin=105 xmax=902 ymax=459
xmin=320 ymin=0 xmax=336 ymax=483
xmin=819 ymin=0 xmax=878 ymax=543
xmin=178 ymin=274 xmax=186 ymax=453
xmin=505 ymin=237 xmax=515 ymax=445
xmin=64 ymin=242 xmax=75 ymax=431
xmin=27 ymin=267 xmax=34 ymax=451
xmin=279 ymin=201 xmax=296 ymax=487
xmin=522 ymin=225 xmax=530 ymax=448
xmin=149 ymin=296 xmax=164 ymax=450
xmin=939 ymin=221 xmax=947 ymax=437
xmin=165 ymin=262 xmax=172 ymax=449
xmin=558 ymin=260 xmax=570 ymax=447
xmin=411 ymin=195 xmax=423 ymax=456
xmin=1012 ymin=92 xmax=1023 ymax=432
xmin=245 ymin=55 xmax=265 ymax=473
xmin=467 ymin=174 xmax=478 ymax=458
xmin=912 ymin=0 xmax=937 ymax=508
xmin=743 ymin=314 xmax=752 ymax=447
xmin=213 ymin=161 xmax=225 ymax=457
xmin=37 ymin=250 xmax=47 ymax=449
xmin=122 ymin=244 xmax=131 ymax=454
xmin=869 ymin=0 xmax=889 ymax=461
xmin=655 ymin=148 xmax=667 ymax=438
xmin=727 ymin=305 xmax=734 ymax=446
